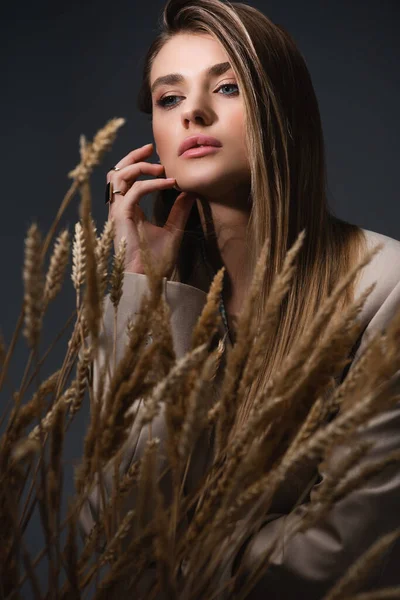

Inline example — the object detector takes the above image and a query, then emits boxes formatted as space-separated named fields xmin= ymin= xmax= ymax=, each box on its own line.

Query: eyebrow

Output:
xmin=150 ymin=61 xmax=233 ymax=94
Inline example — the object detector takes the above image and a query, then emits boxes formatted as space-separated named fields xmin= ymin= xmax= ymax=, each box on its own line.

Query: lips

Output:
xmin=178 ymin=134 xmax=222 ymax=156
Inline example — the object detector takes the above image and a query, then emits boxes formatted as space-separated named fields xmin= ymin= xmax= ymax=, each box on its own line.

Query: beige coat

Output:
xmin=80 ymin=227 xmax=400 ymax=598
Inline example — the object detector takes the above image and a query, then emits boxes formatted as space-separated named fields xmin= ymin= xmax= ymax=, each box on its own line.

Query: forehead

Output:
xmin=150 ymin=33 xmax=230 ymax=82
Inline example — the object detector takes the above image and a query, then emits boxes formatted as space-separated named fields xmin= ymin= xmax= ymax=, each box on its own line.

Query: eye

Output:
xmin=156 ymin=82 xmax=239 ymax=109
xmin=216 ymin=83 xmax=239 ymax=96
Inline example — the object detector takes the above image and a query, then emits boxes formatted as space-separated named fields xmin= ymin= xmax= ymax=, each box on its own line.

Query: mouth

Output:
xmin=178 ymin=134 xmax=222 ymax=156
xmin=180 ymin=146 xmax=221 ymax=158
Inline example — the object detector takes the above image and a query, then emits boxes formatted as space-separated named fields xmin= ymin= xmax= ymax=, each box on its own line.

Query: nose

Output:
xmin=181 ymin=92 xmax=214 ymax=128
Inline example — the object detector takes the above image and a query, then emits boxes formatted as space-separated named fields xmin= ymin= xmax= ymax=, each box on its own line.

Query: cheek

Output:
xmin=226 ymin=107 xmax=246 ymax=144
xmin=152 ymin=116 xmax=173 ymax=154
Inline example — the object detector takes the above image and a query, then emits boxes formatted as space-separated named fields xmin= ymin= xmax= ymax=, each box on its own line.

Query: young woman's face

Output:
xmin=150 ymin=33 xmax=251 ymax=199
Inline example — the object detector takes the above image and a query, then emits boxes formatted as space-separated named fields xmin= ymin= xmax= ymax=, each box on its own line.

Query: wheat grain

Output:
xmin=22 ymin=223 xmax=45 ymax=348
xmin=72 ymin=221 xmax=86 ymax=299
xmin=109 ymin=235 xmax=127 ymax=310
xmin=80 ymin=180 xmax=102 ymax=343
xmin=43 ymin=229 xmax=70 ymax=307
xmin=96 ymin=218 xmax=115 ymax=301
xmin=67 ymin=118 xmax=126 ymax=183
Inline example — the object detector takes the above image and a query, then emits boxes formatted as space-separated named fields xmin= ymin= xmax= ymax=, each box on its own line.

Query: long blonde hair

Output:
xmin=137 ymin=0 xmax=367 ymax=431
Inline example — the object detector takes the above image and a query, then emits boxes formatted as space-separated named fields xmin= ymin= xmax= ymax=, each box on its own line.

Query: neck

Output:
xmin=196 ymin=188 xmax=252 ymax=316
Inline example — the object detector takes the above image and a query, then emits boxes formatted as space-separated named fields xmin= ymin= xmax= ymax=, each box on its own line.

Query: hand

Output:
xmin=107 ymin=142 xmax=196 ymax=278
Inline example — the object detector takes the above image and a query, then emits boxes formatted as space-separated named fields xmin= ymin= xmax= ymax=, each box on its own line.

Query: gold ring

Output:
xmin=106 ymin=181 xmax=125 ymax=204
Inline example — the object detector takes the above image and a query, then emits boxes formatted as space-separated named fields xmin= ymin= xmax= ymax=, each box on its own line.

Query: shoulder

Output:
xmin=353 ymin=227 xmax=400 ymax=354
xmin=357 ymin=228 xmax=400 ymax=294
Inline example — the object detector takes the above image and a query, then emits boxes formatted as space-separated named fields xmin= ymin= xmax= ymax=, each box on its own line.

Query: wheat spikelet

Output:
xmin=323 ymin=527 xmax=400 ymax=600
xmin=152 ymin=345 xmax=210 ymax=484
xmin=332 ymin=448 xmax=400 ymax=505
xmin=118 ymin=459 xmax=142 ymax=498
xmin=258 ymin=282 xmax=375 ymax=471
xmin=109 ymin=234 xmax=127 ymax=309
xmin=179 ymin=264 xmax=388 ymax=559
xmin=6 ymin=370 xmax=60 ymax=445
xmin=67 ymin=118 xmax=126 ymax=183
xmin=9 ymin=439 xmax=41 ymax=465
xmin=100 ymin=236 xmax=166 ymax=420
xmin=191 ymin=266 xmax=225 ymax=350
xmin=285 ymin=445 xmax=400 ymax=552
xmin=217 ymin=385 xmax=400 ymax=551
xmin=80 ymin=179 xmax=102 ymax=342
xmin=92 ymin=518 xmax=158 ymax=598
xmin=74 ymin=384 xmax=102 ymax=495
xmin=43 ymin=228 xmax=70 ymax=307
xmin=28 ymin=345 xmax=91 ymax=442
xmin=129 ymin=343 xmax=209 ymax=433
xmin=47 ymin=400 xmax=65 ymax=541
xmin=293 ymin=440 xmax=373 ymax=534
xmin=76 ymin=516 xmax=106 ymax=574
xmin=234 ymin=229 xmax=306 ymax=426
xmin=70 ymin=345 xmax=93 ymax=416
xmin=99 ymin=340 xmax=161 ymax=462
xmin=96 ymin=218 xmax=115 ymax=301
xmin=152 ymin=267 xmax=224 ymax=483
xmin=182 ymin=431 xmax=246 ymax=549
xmin=179 ymin=348 xmax=221 ymax=461
xmin=283 ymin=394 xmax=328 ymax=455
xmin=22 ymin=223 xmax=45 ymax=348
xmin=333 ymin=339 xmax=377 ymax=413
xmin=135 ymin=439 xmax=159 ymax=535
xmin=214 ymin=233 xmax=272 ymax=458
xmin=227 ymin=271 xmax=376 ymax=489
xmin=71 ymin=221 xmax=86 ymax=296
xmin=29 ymin=387 xmax=73 ymax=441
xmin=248 ymin=243 xmax=381 ymax=426
xmin=252 ymin=388 xmax=400 ymax=534
xmin=101 ymin=509 xmax=137 ymax=564
xmin=151 ymin=295 xmax=176 ymax=378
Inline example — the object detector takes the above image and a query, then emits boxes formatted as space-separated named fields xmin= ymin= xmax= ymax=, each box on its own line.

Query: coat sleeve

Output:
xmin=229 ymin=278 xmax=400 ymax=599
xmin=78 ymin=271 xmax=208 ymax=537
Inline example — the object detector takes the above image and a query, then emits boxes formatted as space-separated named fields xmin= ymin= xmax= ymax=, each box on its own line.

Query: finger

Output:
xmin=130 ymin=205 xmax=146 ymax=228
xmin=119 ymin=178 xmax=177 ymax=214
xmin=106 ymin=143 xmax=155 ymax=181
xmin=164 ymin=192 xmax=196 ymax=239
xmin=107 ymin=162 xmax=165 ymax=191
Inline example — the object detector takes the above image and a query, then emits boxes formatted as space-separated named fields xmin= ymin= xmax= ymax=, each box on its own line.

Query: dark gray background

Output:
xmin=1 ymin=0 xmax=399 ymax=593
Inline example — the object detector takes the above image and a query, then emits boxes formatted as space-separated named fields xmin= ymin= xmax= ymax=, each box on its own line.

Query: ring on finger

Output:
xmin=105 ymin=181 xmax=125 ymax=204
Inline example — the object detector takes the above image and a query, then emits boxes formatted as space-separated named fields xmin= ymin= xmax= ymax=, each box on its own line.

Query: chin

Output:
xmin=172 ymin=170 xmax=230 ymax=196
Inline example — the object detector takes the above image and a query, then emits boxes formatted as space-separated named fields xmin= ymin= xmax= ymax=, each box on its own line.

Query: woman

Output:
xmin=81 ymin=0 xmax=400 ymax=597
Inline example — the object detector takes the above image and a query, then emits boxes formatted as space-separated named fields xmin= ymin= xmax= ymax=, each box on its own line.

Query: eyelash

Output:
xmin=156 ymin=82 xmax=239 ymax=109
